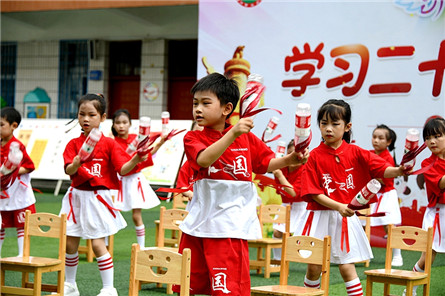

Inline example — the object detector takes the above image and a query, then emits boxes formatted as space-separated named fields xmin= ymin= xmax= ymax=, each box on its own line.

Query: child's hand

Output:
xmin=232 ymin=117 xmax=254 ymax=137
xmin=288 ymin=148 xmax=309 ymax=165
xmin=136 ymin=153 xmax=148 ymax=162
xmin=338 ymin=203 xmax=355 ymax=217
xmin=72 ymin=155 xmax=81 ymax=168
xmin=182 ymin=190 xmax=193 ymax=201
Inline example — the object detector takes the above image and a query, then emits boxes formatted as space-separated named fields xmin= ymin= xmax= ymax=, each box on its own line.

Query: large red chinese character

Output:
xmin=282 ymin=43 xmax=324 ymax=97
xmin=368 ymin=46 xmax=414 ymax=95
xmin=419 ymin=40 xmax=445 ymax=97
xmin=326 ymin=44 xmax=369 ymax=97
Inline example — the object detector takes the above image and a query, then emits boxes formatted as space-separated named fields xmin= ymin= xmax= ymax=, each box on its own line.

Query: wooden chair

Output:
xmin=357 ymin=207 xmax=371 ymax=267
xmin=0 ymin=210 xmax=67 ymax=296
xmin=249 ymin=204 xmax=291 ymax=278
xmin=172 ymin=193 xmax=189 ymax=209
xmin=365 ymin=225 xmax=434 ymax=296
xmin=251 ymin=233 xmax=331 ymax=296
xmin=154 ymin=206 xmax=188 ymax=248
xmin=129 ymin=244 xmax=191 ymax=296
xmin=144 ymin=206 xmax=188 ymax=294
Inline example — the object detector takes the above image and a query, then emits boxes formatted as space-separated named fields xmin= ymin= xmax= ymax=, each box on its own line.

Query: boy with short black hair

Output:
xmin=0 ymin=107 xmax=36 ymax=257
xmin=174 ymin=73 xmax=308 ymax=295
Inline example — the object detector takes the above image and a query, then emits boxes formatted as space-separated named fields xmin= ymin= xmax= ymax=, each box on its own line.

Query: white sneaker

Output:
xmin=63 ymin=282 xmax=80 ymax=296
xmin=391 ymin=255 xmax=403 ymax=267
xmin=97 ymin=287 xmax=118 ymax=296
xmin=402 ymin=289 xmax=416 ymax=296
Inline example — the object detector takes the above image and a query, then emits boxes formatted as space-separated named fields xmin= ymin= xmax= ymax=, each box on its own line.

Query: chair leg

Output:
xmin=255 ymin=247 xmax=262 ymax=274
xmin=58 ymin=269 xmax=64 ymax=294
xmin=405 ymin=283 xmax=414 ymax=296
xmin=34 ymin=269 xmax=42 ymax=296
xmin=424 ymin=283 xmax=430 ymax=296
xmin=167 ymin=283 xmax=173 ymax=294
xmin=383 ymin=283 xmax=390 ymax=295
xmin=264 ymin=245 xmax=272 ymax=279
xmin=87 ymin=239 xmax=94 ymax=262
xmin=365 ymin=277 xmax=372 ymax=296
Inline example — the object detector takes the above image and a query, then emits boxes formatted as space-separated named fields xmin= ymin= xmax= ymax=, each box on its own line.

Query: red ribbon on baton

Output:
xmin=294 ymin=131 xmax=312 ymax=153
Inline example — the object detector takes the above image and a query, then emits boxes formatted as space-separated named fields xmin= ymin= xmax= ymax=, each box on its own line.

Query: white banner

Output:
xmin=198 ymin=0 xmax=444 ymax=220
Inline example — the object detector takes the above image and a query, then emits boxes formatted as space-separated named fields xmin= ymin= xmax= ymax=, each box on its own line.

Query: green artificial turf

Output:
xmin=1 ymin=192 xmax=444 ymax=295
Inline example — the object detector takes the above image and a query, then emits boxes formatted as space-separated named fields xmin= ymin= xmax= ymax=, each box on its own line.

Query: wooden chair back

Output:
xmin=129 ymin=244 xmax=191 ymax=296
xmin=258 ymin=203 xmax=291 ymax=234
xmin=157 ymin=206 xmax=189 ymax=247
xmin=172 ymin=193 xmax=188 ymax=209
xmin=0 ymin=210 xmax=67 ymax=296
xmin=280 ymin=233 xmax=331 ymax=290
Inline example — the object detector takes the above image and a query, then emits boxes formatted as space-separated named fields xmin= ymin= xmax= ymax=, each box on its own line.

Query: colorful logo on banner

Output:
xmin=394 ymin=0 xmax=445 ymax=21
xmin=237 ymin=0 xmax=261 ymax=8
xmin=143 ymin=82 xmax=159 ymax=101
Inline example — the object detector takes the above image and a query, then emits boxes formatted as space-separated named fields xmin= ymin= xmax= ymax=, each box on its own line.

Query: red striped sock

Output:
xmin=135 ymin=225 xmax=145 ymax=247
xmin=65 ymin=252 xmax=79 ymax=283
xmin=304 ymin=275 xmax=320 ymax=289
xmin=345 ymin=278 xmax=363 ymax=296
xmin=97 ymin=252 xmax=114 ymax=289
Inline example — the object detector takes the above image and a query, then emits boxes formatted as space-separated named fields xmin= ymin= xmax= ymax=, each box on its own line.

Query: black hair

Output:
xmin=317 ymin=99 xmax=352 ymax=143
xmin=190 ymin=73 xmax=240 ymax=118
xmin=78 ymin=93 xmax=106 ymax=116
xmin=1 ymin=107 xmax=21 ymax=125
xmin=111 ymin=109 xmax=131 ymax=137
xmin=423 ymin=117 xmax=445 ymax=141
xmin=374 ymin=124 xmax=397 ymax=151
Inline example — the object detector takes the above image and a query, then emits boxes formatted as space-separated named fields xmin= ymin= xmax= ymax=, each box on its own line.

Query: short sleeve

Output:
xmin=248 ymin=133 xmax=274 ymax=174
xmin=184 ymin=131 xmax=207 ymax=172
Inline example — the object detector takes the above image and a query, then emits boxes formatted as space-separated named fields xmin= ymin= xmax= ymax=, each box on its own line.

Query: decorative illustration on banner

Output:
xmin=143 ymin=82 xmax=159 ymax=101
xmin=394 ymin=0 xmax=445 ymax=21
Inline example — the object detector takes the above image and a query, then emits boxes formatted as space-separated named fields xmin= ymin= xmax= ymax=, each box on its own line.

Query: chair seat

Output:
xmin=1 ymin=256 xmax=62 ymax=267
xmin=249 ymin=238 xmax=282 ymax=245
xmin=365 ymin=269 xmax=428 ymax=280
xmin=251 ymin=285 xmax=325 ymax=296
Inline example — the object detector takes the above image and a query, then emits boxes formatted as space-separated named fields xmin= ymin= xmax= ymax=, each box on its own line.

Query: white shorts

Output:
xmin=274 ymin=201 xmax=307 ymax=233
xmin=368 ymin=189 xmax=402 ymax=226
xmin=422 ymin=204 xmax=445 ymax=253
xmin=295 ymin=210 xmax=373 ymax=264
xmin=114 ymin=173 xmax=160 ymax=211
xmin=60 ymin=187 xmax=127 ymax=239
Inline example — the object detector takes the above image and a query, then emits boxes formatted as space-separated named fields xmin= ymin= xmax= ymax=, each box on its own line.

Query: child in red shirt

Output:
xmin=61 ymin=94 xmax=148 ymax=296
xmin=111 ymin=109 xmax=164 ymax=248
xmin=369 ymin=124 xmax=403 ymax=266
xmin=404 ymin=117 xmax=445 ymax=296
xmin=297 ymin=99 xmax=404 ymax=295
xmin=0 ymin=107 xmax=36 ymax=258
xmin=173 ymin=73 xmax=308 ymax=296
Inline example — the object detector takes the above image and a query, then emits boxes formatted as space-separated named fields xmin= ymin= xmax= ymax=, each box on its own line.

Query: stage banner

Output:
xmin=198 ymin=0 xmax=444 ymax=243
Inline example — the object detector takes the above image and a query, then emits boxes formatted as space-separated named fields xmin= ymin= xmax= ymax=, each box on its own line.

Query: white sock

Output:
xmin=0 ymin=229 xmax=5 ymax=256
xmin=393 ymin=248 xmax=402 ymax=257
xmin=345 ymin=277 xmax=363 ymax=296
xmin=304 ymin=275 xmax=320 ymax=289
xmin=65 ymin=252 xmax=79 ymax=284
xmin=412 ymin=263 xmax=424 ymax=293
xmin=135 ymin=224 xmax=145 ymax=247
xmin=97 ymin=252 xmax=114 ymax=289
xmin=16 ymin=228 xmax=24 ymax=256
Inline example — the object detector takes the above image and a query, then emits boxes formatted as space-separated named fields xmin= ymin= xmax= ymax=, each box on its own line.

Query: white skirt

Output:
xmin=114 ymin=172 xmax=160 ymax=211
xmin=295 ymin=210 xmax=373 ymax=264
xmin=274 ymin=201 xmax=307 ymax=233
xmin=368 ymin=189 xmax=402 ymax=226
xmin=0 ymin=174 xmax=36 ymax=211
xmin=60 ymin=187 xmax=127 ymax=239
xmin=422 ymin=204 xmax=445 ymax=253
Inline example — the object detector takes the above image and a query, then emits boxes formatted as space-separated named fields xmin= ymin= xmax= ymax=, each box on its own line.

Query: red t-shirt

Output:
xmin=371 ymin=149 xmax=395 ymax=193
xmin=422 ymin=154 xmax=445 ymax=207
xmin=114 ymin=134 xmax=154 ymax=174
xmin=1 ymin=136 xmax=35 ymax=172
xmin=184 ymin=125 xmax=274 ymax=181
xmin=301 ymin=141 xmax=390 ymax=210
xmin=176 ymin=160 xmax=194 ymax=189
xmin=275 ymin=166 xmax=304 ymax=203
xmin=63 ymin=133 xmax=130 ymax=190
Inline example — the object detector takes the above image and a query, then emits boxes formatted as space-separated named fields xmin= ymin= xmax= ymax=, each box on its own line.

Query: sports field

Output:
xmin=1 ymin=192 xmax=444 ymax=295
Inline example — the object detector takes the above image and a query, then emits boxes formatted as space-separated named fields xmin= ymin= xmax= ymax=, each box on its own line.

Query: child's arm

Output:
xmin=197 ymin=118 xmax=254 ymax=168
xmin=267 ymin=149 xmax=309 ymax=172
xmin=383 ymin=165 xmax=406 ymax=178
xmin=149 ymin=135 xmax=167 ymax=155
xmin=313 ymin=194 xmax=355 ymax=217
xmin=273 ymin=169 xmax=297 ymax=197
xmin=18 ymin=167 xmax=32 ymax=175
xmin=120 ymin=154 xmax=147 ymax=175
xmin=65 ymin=155 xmax=82 ymax=175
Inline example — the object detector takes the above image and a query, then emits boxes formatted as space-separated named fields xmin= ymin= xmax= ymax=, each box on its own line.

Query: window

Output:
xmin=1 ymin=42 xmax=17 ymax=107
